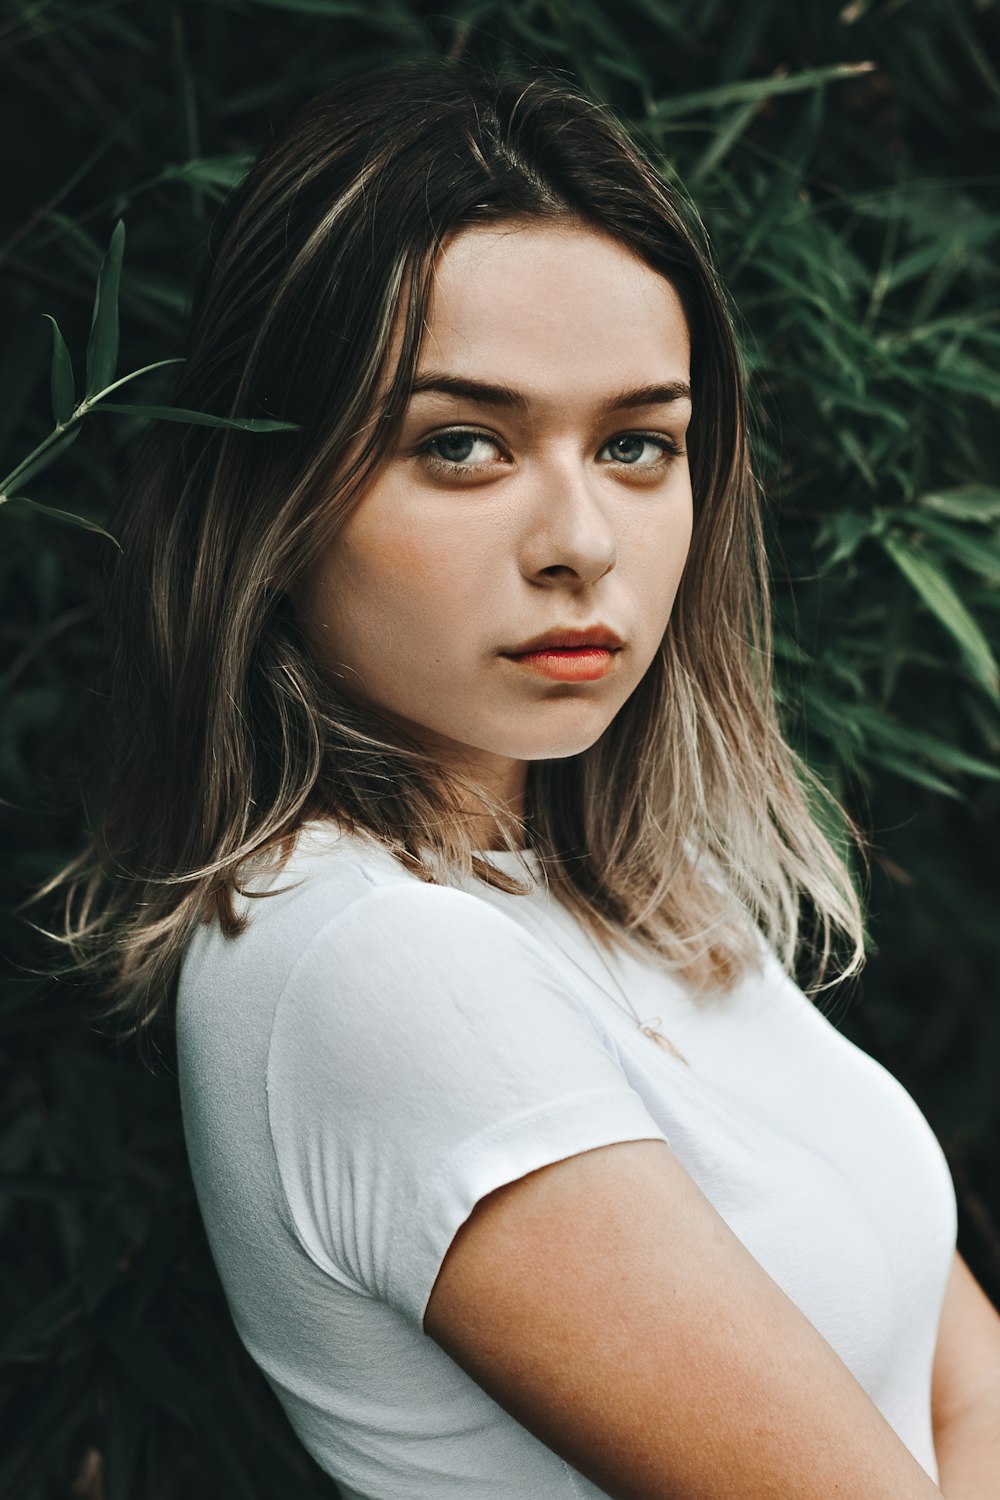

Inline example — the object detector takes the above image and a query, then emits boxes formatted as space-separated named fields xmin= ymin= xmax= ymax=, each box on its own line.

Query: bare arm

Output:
xmin=932 ymin=1251 xmax=1000 ymax=1500
xmin=425 ymin=1138 xmax=942 ymax=1500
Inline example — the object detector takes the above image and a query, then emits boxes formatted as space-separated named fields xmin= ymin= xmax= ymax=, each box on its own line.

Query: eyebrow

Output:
xmin=406 ymin=372 xmax=692 ymax=414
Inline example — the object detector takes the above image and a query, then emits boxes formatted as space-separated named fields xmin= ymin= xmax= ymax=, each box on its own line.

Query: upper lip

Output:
xmin=503 ymin=625 xmax=624 ymax=654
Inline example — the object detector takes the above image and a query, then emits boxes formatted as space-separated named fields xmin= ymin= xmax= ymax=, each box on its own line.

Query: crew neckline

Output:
xmin=297 ymin=819 xmax=542 ymax=878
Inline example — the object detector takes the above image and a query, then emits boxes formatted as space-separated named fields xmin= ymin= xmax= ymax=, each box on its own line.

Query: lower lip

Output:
xmin=503 ymin=647 xmax=618 ymax=681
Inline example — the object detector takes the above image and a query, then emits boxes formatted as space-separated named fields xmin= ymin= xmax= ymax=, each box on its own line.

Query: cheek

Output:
xmin=629 ymin=493 xmax=693 ymax=610
xmin=311 ymin=515 xmax=490 ymax=668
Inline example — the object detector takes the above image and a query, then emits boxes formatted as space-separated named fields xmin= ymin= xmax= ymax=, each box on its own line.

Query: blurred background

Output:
xmin=2 ymin=1 xmax=998 ymax=1495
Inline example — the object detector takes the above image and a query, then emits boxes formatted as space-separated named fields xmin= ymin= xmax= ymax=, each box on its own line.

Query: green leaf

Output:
xmin=866 ymin=750 xmax=963 ymax=799
xmin=894 ymin=511 xmax=1000 ymax=584
xmin=85 ymin=218 xmax=126 ymax=397
xmin=95 ymin=401 xmax=299 ymax=430
xmin=822 ymin=512 xmax=873 ymax=568
xmin=164 ymin=152 xmax=254 ymax=193
xmin=42 ymin=314 xmax=75 ymax=425
xmin=920 ymin=486 xmax=1000 ymax=520
xmin=2 ymin=495 xmax=120 ymax=546
xmin=850 ymin=702 xmax=1000 ymax=781
xmin=769 ymin=362 xmax=910 ymax=429
xmin=690 ymin=98 xmax=762 ymax=181
xmin=647 ymin=61 xmax=876 ymax=120
xmin=901 ymin=731 xmax=1000 ymax=783
xmin=921 ymin=365 xmax=1000 ymax=404
xmin=85 ymin=355 xmax=185 ymax=405
xmin=882 ymin=535 xmax=1000 ymax=700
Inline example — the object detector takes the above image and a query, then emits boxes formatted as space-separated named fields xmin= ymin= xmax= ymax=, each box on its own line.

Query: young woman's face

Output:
xmin=298 ymin=220 xmax=693 ymax=822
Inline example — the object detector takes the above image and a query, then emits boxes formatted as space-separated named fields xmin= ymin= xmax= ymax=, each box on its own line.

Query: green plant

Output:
xmin=1 ymin=219 xmax=295 ymax=543
xmin=2 ymin=2 xmax=998 ymax=1494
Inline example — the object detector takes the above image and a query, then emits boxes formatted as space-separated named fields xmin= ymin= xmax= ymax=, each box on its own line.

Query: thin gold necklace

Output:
xmin=534 ymin=892 xmax=690 ymax=1068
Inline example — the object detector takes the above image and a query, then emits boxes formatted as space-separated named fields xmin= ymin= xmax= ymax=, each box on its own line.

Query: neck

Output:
xmin=436 ymin=750 xmax=529 ymax=852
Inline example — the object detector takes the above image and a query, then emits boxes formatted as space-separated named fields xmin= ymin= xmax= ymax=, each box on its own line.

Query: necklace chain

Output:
xmin=533 ymin=890 xmax=690 ymax=1068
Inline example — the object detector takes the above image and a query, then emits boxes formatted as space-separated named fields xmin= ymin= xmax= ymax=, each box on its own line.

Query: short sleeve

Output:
xmin=266 ymin=881 xmax=669 ymax=1329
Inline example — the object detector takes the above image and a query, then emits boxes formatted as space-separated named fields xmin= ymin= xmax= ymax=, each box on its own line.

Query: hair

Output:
xmin=42 ymin=57 xmax=866 ymax=1043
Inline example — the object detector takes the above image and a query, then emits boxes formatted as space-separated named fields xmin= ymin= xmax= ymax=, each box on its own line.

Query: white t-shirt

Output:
xmin=176 ymin=820 xmax=957 ymax=1499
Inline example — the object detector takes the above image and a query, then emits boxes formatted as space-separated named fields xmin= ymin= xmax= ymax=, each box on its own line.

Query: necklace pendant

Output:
xmin=640 ymin=1025 xmax=690 ymax=1066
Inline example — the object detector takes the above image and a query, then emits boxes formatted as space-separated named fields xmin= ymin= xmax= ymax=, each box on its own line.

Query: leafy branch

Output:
xmin=0 ymin=220 xmax=297 ymax=544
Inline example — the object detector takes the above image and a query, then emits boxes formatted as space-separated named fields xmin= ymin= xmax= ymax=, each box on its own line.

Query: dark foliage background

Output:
xmin=2 ymin=1 xmax=998 ymax=1496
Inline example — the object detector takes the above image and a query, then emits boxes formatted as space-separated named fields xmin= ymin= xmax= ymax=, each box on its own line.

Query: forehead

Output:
xmin=417 ymin=222 xmax=691 ymax=409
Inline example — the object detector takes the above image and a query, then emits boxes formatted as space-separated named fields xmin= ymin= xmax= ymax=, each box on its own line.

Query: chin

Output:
xmin=501 ymin=722 xmax=617 ymax=763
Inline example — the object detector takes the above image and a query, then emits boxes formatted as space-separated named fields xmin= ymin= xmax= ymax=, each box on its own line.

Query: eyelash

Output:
xmin=416 ymin=427 xmax=685 ymax=477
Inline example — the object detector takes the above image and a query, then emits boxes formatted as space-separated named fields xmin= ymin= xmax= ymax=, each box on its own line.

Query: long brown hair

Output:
xmin=45 ymin=58 xmax=865 ymax=1039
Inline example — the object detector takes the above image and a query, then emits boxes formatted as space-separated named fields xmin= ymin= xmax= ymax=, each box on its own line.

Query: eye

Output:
xmin=598 ymin=432 xmax=684 ymax=468
xmin=418 ymin=429 xmax=505 ymax=473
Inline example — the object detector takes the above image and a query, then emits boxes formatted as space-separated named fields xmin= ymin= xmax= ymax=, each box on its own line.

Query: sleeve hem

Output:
xmin=383 ymin=1086 xmax=670 ymax=1330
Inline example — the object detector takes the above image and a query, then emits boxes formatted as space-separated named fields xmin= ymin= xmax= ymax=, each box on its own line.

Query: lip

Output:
xmin=501 ymin=626 xmax=623 ymax=683
xmin=502 ymin=625 xmax=624 ymax=654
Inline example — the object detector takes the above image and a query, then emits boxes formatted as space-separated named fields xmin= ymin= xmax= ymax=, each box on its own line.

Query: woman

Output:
xmin=55 ymin=60 xmax=1000 ymax=1499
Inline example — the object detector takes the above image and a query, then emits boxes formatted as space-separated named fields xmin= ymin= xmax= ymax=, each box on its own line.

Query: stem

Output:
xmin=0 ymin=425 xmax=70 ymax=498
xmin=79 ymin=357 xmax=184 ymax=411
xmin=0 ymin=357 xmax=184 ymax=499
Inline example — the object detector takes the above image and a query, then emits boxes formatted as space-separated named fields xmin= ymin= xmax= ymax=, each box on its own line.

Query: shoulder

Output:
xmin=271 ymin=866 xmax=594 ymax=1065
xmin=256 ymin=821 xmax=563 ymax=974
xmin=177 ymin=821 xmax=574 ymax=1029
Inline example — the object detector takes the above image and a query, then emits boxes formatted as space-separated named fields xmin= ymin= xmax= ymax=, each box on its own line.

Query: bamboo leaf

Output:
xmin=42 ymin=315 xmax=75 ymax=425
xmin=2 ymin=495 xmax=120 ymax=545
xmin=920 ymin=486 xmax=1000 ymax=520
xmin=882 ymin=535 xmax=999 ymax=699
xmin=897 ymin=733 xmax=1000 ymax=782
xmin=647 ymin=61 xmax=876 ymax=120
xmin=822 ymin=511 xmax=873 ymax=568
xmin=95 ymin=402 xmax=299 ymax=430
xmin=84 ymin=356 xmax=185 ymax=406
xmin=866 ymin=750 xmax=963 ymax=799
xmin=922 ymin=365 xmax=1000 ymax=404
xmin=164 ymin=152 xmax=254 ymax=193
xmin=850 ymin=703 xmax=1000 ymax=780
xmin=85 ymin=218 xmax=126 ymax=397
xmin=690 ymin=98 xmax=762 ymax=181
xmin=894 ymin=511 xmax=1000 ymax=584
xmin=770 ymin=363 xmax=910 ymax=429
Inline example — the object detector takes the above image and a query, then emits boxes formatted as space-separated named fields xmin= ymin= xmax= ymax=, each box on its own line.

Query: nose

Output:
xmin=518 ymin=457 xmax=617 ymax=588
